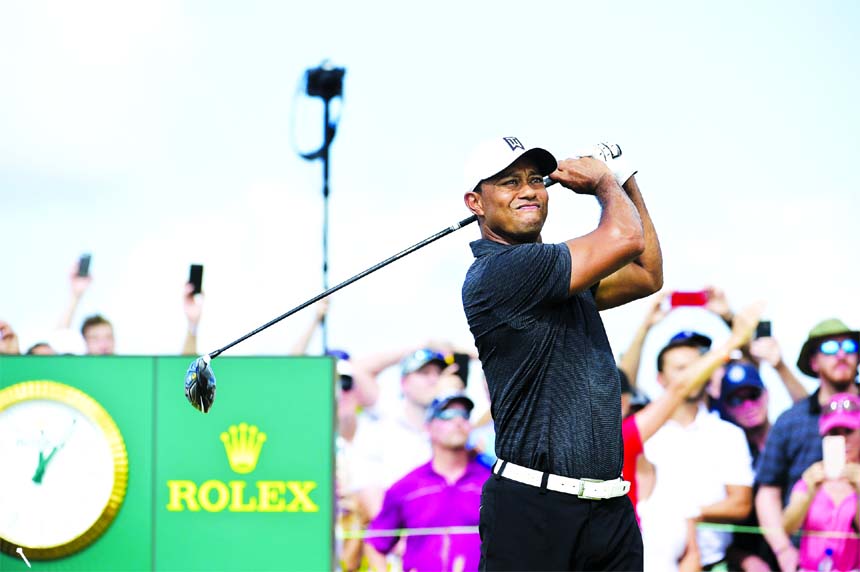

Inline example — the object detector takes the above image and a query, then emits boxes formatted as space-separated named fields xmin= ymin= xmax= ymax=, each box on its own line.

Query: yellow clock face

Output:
xmin=0 ymin=381 xmax=128 ymax=560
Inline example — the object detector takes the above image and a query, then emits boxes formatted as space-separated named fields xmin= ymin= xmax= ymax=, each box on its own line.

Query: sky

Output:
xmin=2 ymin=1 xmax=859 ymax=416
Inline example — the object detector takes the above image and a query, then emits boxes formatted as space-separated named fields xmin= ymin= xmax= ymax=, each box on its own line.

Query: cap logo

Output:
xmin=503 ymin=137 xmax=524 ymax=152
xmin=728 ymin=365 xmax=746 ymax=383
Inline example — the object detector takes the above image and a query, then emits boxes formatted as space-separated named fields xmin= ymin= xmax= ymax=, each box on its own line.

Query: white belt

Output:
xmin=493 ymin=459 xmax=630 ymax=500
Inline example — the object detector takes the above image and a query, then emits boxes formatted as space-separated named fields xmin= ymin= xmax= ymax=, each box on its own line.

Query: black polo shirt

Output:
xmin=462 ymin=238 xmax=622 ymax=480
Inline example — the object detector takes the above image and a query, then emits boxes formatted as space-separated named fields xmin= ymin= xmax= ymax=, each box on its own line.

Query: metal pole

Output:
xmin=321 ymin=98 xmax=330 ymax=352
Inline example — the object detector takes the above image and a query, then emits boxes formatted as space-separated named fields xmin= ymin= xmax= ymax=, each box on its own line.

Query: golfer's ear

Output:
xmin=464 ymin=191 xmax=483 ymax=216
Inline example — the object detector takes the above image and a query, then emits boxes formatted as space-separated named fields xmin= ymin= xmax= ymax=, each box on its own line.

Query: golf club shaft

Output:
xmin=208 ymin=214 xmax=479 ymax=359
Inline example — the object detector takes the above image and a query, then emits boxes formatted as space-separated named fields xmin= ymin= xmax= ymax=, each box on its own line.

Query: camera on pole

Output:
xmin=305 ymin=63 xmax=345 ymax=101
xmin=298 ymin=60 xmax=346 ymax=353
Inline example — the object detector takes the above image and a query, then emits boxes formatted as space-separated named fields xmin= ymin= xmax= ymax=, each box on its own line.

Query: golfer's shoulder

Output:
xmin=470 ymin=238 xmax=564 ymax=265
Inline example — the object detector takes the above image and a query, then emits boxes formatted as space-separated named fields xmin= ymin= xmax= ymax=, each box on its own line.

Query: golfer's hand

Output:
xmin=549 ymin=156 xmax=616 ymax=196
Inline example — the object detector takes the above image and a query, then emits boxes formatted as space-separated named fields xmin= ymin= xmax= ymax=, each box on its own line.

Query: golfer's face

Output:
xmin=478 ymin=158 xmax=548 ymax=244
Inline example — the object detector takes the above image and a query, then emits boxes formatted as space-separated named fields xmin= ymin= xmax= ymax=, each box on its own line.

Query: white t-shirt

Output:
xmin=347 ymin=409 xmax=431 ymax=493
xmin=640 ymin=404 xmax=754 ymax=570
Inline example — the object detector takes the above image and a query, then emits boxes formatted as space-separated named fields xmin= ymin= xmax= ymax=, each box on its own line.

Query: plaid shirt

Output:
xmin=755 ymin=389 xmax=823 ymax=507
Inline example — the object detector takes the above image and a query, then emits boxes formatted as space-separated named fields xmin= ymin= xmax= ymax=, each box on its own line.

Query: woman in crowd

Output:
xmin=783 ymin=393 xmax=860 ymax=571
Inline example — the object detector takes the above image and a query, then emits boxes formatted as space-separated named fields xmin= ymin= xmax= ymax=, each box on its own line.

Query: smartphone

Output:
xmin=755 ymin=320 xmax=772 ymax=339
xmin=452 ymin=352 xmax=471 ymax=387
xmin=670 ymin=290 xmax=709 ymax=308
xmin=188 ymin=264 xmax=204 ymax=295
xmin=823 ymin=435 xmax=846 ymax=479
xmin=77 ymin=253 xmax=92 ymax=277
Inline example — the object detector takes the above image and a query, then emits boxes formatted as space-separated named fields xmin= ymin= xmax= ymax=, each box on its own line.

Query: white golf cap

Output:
xmin=463 ymin=136 xmax=557 ymax=194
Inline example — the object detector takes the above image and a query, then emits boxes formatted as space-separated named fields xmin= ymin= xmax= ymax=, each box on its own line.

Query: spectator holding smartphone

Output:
xmin=747 ymin=328 xmax=809 ymax=405
xmin=0 ymin=320 xmax=21 ymax=355
xmin=782 ymin=393 xmax=860 ymax=571
xmin=756 ymin=319 xmax=860 ymax=572
xmin=718 ymin=361 xmax=781 ymax=571
xmin=181 ymin=282 xmax=204 ymax=356
xmin=55 ymin=257 xmax=116 ymax=355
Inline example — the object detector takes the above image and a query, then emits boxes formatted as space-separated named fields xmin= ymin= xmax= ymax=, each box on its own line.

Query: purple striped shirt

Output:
xmin=367 ymin=458 xmax=490 ymax=572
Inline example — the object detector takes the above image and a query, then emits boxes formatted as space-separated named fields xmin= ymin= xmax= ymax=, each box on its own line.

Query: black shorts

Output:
xmin=479 ymin=474 xmax=643 ymax=571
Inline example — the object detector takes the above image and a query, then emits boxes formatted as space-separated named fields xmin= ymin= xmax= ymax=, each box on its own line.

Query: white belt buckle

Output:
xmin=578 ymin=478 xmax=605 ymax=500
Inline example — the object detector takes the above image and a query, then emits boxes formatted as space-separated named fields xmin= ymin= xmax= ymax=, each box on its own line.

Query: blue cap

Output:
xmin=401 ymin=348 xmax=449 ymax=376
xmin=720 ymin=362 xmax=765 ymax=397
xmin=426 ymin=392 xmax=474 ymax=422
xmin=657 ymin=331 xmax=713 ymax=371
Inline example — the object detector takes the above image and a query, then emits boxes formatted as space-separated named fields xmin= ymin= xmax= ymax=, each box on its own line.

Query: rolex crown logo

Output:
xmin=220 ymin=422 xmax=267 ymax=474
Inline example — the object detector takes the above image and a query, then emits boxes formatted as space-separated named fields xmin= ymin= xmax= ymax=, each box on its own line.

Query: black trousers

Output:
xmin=479 ymin=474 xmax=643 ymax=571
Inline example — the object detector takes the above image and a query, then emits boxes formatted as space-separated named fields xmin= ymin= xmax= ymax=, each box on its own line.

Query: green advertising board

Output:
xmin=0 ymin=356 xmax=333 ymax=571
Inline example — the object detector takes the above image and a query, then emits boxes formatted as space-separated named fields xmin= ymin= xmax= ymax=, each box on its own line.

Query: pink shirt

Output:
xmin=791 ymin=479 xmax=860 ymax=571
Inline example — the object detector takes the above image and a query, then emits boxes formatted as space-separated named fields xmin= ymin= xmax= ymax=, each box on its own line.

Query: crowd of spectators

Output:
xmin=2 ymin=264 xmax=859 ymax=572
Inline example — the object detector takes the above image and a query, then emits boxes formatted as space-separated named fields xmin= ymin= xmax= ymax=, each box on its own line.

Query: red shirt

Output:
xmin=621 ymin=415 xmax=643 ymax=520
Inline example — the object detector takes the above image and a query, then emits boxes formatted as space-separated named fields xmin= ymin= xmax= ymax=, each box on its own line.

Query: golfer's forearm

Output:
xmin=621 ymin=177 xmax=662 ymax=288
xmin=595 ymin=181 xmax=644 ymax=256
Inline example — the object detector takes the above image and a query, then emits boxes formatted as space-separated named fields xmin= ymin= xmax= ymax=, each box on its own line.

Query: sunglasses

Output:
xmin=818 ymin=339 xmax=859 ymax=356
xmin=433 ymin=408 xmax=470 ymax=421
xmin=409 ymin=348 xmax=453 ymax=365
xmin=725 ymin=388 xmax=763 ymax=408
xmin=824 ymin=397 xmax=860 ymax=415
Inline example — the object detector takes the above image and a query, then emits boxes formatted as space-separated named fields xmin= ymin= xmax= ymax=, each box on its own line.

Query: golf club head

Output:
xmin=185 ymin=354 xmax=216 ymax=413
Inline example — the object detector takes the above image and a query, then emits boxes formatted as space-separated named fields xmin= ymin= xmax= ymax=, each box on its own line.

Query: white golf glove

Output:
xmin=573 ymin=142 xmax=637 ymax=187
xmin=598 ymin=142 xmax=637 ymax=187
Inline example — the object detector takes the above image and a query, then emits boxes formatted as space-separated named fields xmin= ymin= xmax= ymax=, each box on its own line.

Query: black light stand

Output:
xmin=300 ymin=62 xmax=345 ymax=353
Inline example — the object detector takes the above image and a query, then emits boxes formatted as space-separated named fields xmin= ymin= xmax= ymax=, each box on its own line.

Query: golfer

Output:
xmin=461 ymin=137 xmax=662 ymax=571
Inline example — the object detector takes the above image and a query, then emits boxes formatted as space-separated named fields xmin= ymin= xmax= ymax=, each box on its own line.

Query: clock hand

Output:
xmin=31 ymin=419 xmax=77 ymax=484
xmin=32 ymin=447 xmax=59 ymax=484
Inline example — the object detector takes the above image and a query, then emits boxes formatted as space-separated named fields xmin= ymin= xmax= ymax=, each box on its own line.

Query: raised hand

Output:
xmin=728 ymin=301 xmax=766 ymax=349
xmin=550 ymin=156 xmax=616 ymax=196
xmin=749 ymin=337 xmax=783 ymax=368
xmin=183 ymin=283 xmax=204 ymax=328
xmin=704 ymin=285 xmax=733 ymax=323
xmin=644 ymin=292 xmax=669 ymax=328
xmin=0 ymin=320 xmax=20 ymax=355
xmin=69 ymin=266 xmax=92 ymax=299
xmin=842 ymin=462 xmax=860 ymax=490
xmin=801 ymin=461 xmax=826 ymax=491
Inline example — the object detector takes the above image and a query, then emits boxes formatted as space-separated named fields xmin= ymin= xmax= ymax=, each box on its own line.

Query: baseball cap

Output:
xmin=656 ymin=330 xmax=713 ymax=371
xmin=720 ymin=361 xmax=765 ymax=398
xmin=796 ymin=318 xmax=860 ymax=377
xmin=401 ymin=348 xmax=450 ymax=376
xmin=426 ymin=392 xmax=475 ymax=422
xmin=464 ymin=136 xmax=557 ymax=194
xmin=819 ymin=393 xmax=860 ymax=435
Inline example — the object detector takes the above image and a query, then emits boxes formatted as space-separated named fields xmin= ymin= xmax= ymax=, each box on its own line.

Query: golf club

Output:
xmin=184 ymin=143 xmax=623 ymax=412
xmin=184 ymin=212 xmax=481 ymax=412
